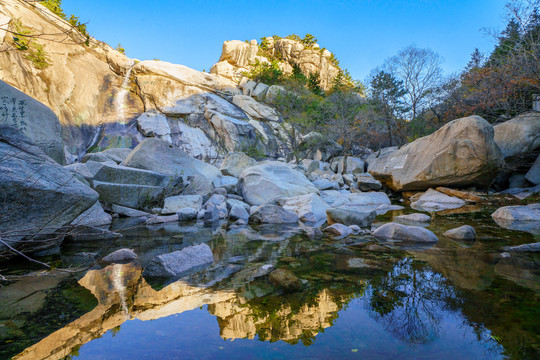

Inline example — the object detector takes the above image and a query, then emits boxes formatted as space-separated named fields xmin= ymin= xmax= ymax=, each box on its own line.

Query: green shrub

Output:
xmin=11 ymin=19 xmax=50 ymax=69
xmin=244 ymin=59 xmax=284 ymax=85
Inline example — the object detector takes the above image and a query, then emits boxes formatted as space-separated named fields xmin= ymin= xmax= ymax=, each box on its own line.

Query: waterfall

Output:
xmin=115 ymin=61 xmax=135 ymax=123
xmin=112 ymin=264 xmax=130 ymax=317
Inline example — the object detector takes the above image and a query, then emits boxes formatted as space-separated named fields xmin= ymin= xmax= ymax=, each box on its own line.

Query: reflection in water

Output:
xmin=4 ymin=218 xmax=539 ymax=359
xmin=367 ymin=258 xmax=454 ymax=344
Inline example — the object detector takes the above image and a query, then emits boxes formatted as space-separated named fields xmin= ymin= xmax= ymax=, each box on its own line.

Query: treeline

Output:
xmin=248 ymin=0 xmax=540 ymax=154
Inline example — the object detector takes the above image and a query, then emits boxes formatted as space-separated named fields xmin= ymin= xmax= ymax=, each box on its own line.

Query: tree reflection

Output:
xmin=367 ymin=258 xmax=458 ymax=344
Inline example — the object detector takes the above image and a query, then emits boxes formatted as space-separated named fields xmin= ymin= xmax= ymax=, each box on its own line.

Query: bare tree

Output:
xmin=384 ymin=45 xmax=444 ymax=120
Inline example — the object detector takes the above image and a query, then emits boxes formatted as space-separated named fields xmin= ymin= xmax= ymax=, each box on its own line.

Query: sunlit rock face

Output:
xmin=0 ymin=1 xmax=288 ymax=162
xmin=208 ymin=289 xmax=341 ymax=343
xmin=211 ymin=38 xmax=341 ymax=91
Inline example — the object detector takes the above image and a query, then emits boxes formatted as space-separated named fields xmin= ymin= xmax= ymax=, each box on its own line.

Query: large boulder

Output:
xmin=369 ymin=116 xmax=504 ymax=191
xmin=162 ymin=195 xmax=203 ymax=214
xmin=0 ymin=127 xmax=98 ymax=257
xmin=122 ymin=138 xmax=220 ymax=181
xmin=494 ymin=112 xmax=540 ymax=158
xmin=82 ymin=148 xmax=132 ymax=164
xmin=0 ymin=81 xmax=64 ymax=164
xmin=220 ymin=152 xmax=257 ymax=178
xmin=373 ymin=223 xmax=439 ymax=243
xmin=92 ymin=162 xmax=170 ymax=187
xmin=70 ymin=202 xmax=112 ymax=227
xmin=93 ymin=182 xmax=164 ymax=209
xmin=277 ymin=193 xmax=330 ymax=223
xmin=143 ymin=244 xmax=214 ymax=278
xmin=239 ymin=161 xmax=318 ymax=205
xmin=231 ymin=95 xmax=280 ymax=121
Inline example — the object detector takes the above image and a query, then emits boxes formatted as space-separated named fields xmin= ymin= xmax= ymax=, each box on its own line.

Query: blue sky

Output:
xmin=63 ymin=0 xmax=509 ymax=81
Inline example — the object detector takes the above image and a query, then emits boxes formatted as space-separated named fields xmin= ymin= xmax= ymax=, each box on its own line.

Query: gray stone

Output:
xmin=323 ymin=223 xmax=353 ymax=238
xmin=443 ymin=225 xmax=476 ymax=241
xmin=277 ymin=193 xmax=330 ymax=223
xmin=506 ymin=242 xmax=540 ymax=252
xmin=143 ymin=244 xmax=214 ymax=278
xmin=64 ymin=163 xmax=94 ymax=180
xmin=326 ymin=207 xmax=377 ymax=227
xmin=410 ymin=189 xmax=466 ymax=212
xmin=93 ymin=181 xmax=164 ymax=209
xmin=177 ymin=207 xmax=198 ymax=221
xmin=491 ymin=204 xmax=540 ymax=234
xmin=369 ymin=116 xmax=504 ymax=191
xmin=345 ymin=156 xmax=365 ymax=174
xmin=162 ymin=195 xmax=203 ymax=214
xmin=355 ymin=173 xmax=382 ymax=191
xmin=111 ymin=204 xmax=149 ymax=217
xmin=394 ymin=213 xmax=431 ymax=225
xmin=146 ymin=214 xmax=179 ymax=224
xmin=213 ymin=175 xmax=238 ymax=190
xmin=220 ymin=152 xmax=257 ymax=178
xmin=229 ymin=204 xmax=249 ymax=221
xmin=373 ymin=222 xmax=439 ymax=243
xmin=494 ymin=112 xmax=540 ymax=158
xmin=312 ymin=178 xmax=340 ymax=191
xmin=211 ymin=187 xmax=228 ymax=196
xmin=70 ymin=202 xmax=112 ymax=227
xmin=0 ymin=127 xmax=98 ymax=257
xmin=122 ymin=138 xmax=220 ymax=181
xmin=525 ymin=154 xmax=540 ymax=185
xmin=92 ymin=162 xmax=170 ymax=187
xmin=137 ymin=112 xmax=172 ymax=141
xmin=508 ymin=174 xmax=532 ymax=189
xmin=239 ymin=161 xmax=319 ymax=205
xmin=205 ymin=194 xmax=227 ymax=207
xmin=249 ymin=203 xmax=299 ymax=224
xmin=0 ymin=81 xmax=64 ymax=164
xmin=226 ymin=198 xmax=251 ymax=212
xmin=102 ymin=248 xmax=137 ymax=263
xmin=82 ymin=148 xmax=132 ymax=164
xmin=251 ymin=82 xmax=270 ymax=101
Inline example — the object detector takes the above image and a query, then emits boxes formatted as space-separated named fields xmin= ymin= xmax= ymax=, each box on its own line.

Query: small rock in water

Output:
xmin=102 ymin=248 xmax=137 ymax=263
xmin=177 ymin=207 xmax=198 ymax=221
xmin=373 ymin=222 xmax=438 ymax=243
xmin=323 ymin=223 xmax=353 ymax=238
xmin=268 ymin=268 xmax=302 ymax=292
xmin=506 ymin=242 xmax=540 ymax=252
xmin=146 ymin=214 xmax=179 ymax=224
xmin=143 ymin=244 xmax=214 ymax=278
xmin=443 ymin=225 xmax=476 ymax=241
xmin=394 ymin=213 xmax=431 ymax=223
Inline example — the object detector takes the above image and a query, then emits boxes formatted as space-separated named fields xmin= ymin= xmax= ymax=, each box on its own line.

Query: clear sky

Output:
xmin=62 ymin=0 xmax=509 ymax=81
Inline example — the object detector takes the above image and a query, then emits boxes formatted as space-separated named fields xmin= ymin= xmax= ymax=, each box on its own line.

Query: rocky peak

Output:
xmin=211 ymin=36 xmax=341 ymax=90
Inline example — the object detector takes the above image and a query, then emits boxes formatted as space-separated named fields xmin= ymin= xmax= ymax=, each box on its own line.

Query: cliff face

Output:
xmin=0 ymin=0 xmax=288 ymax=163
xmin=211 ymin=37 xmax=341 ymax=90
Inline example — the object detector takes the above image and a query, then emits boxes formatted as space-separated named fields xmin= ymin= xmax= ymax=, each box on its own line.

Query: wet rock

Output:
xmin=326 ymin=208 xmax=376 ymax=227
xmin=146 ymin=214 xmax=179 ymax=224
xmin=220 ymin=152 xmax=257 ymax=178
xmin=434 ymin=187 xmax=484 ymax=203
xmin=102 ymin=249 xmax=137 ymax=263
xmin=323 ymin=223 xmax=353 ymax=238
xmin=394 ymin=213 xmax=431 ymax=224
xmin=410 ymin=189 xmax=466 ymax=212
xmin=443 ymin=225 xmax=476 ymax=241
xmin=506 ymin=242 xmax=540 ymax=252
xmin=277 ymin=193 xmax=330 ymax=223
xmin=369 ymin=116 xmax=503 ymax=191
xmin=177 ymin=208 xmax=198 ymax=221
xmin=239 ymin=161 xmax=318 ymax=205
xmin=373 ymin=223 xmax=438 ymax=243
xmin=491 ymin=204 xmax=540 ymax=234
xmin=268 ymin=268 xmax=302 ymax=292
xmin=162 ymin=195 xmax=203 ymax=214
xmin=249 ymin=203 xmax=299 ymax=224
xmin=143 ymin=244 xmax=214 ymax=278
xmin=355 ymin=173 xmax=382 ymax=191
